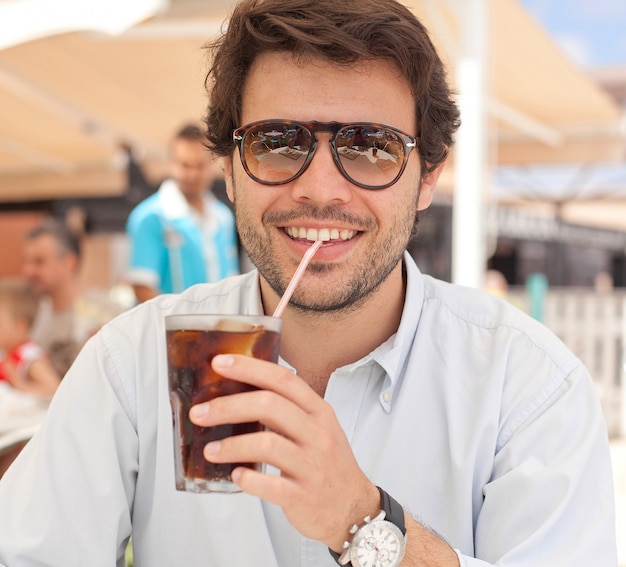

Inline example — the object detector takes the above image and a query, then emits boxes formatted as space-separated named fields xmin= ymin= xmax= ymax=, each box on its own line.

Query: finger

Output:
xmin=203 ymin=429 xmax=306 ymax=479
xmin=210 ymin=354 xmax=323 ymax=413
xmin=190 ymin=389 xmax=318 ymax=445
xmin=196 ymin=390 xmax=349 ymax=482
xmin=230 ymin=461 xmax=364 ymax=547
xmin=230 ymin=465 xmax=299 ymax=506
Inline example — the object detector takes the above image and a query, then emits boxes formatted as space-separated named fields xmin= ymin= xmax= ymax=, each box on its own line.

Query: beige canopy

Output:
xmin=0 ymin=0 xmax=623 ymax=203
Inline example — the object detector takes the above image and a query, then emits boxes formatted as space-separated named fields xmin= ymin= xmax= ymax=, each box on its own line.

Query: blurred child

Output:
xmin=0 ymin=280 xmax=61 ymax=399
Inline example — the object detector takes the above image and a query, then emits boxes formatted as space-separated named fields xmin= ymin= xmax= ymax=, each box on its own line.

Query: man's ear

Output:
xmin=223 ymin=157 xmax=234 ymax=203
xmin=417 ymin=161 xmax=446 ymax=211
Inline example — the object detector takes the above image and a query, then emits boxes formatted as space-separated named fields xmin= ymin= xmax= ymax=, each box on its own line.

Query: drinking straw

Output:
xmin=272 ymin=240 xmax=323 ymax=318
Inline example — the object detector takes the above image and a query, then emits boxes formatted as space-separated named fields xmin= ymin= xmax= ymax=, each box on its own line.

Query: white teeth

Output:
xmin=285 ymin=226 xmax=357 ymax=242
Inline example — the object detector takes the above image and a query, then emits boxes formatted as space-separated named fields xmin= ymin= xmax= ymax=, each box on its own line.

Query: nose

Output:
xmin=289 ymin=134 xmax=354 ymax=205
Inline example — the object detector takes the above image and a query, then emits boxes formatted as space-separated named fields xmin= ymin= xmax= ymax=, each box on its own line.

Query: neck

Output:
xmin=265 ymin=264 xmax=405 ymax=396
xmin=50 ymin=282 xmax=78 ymax=311
xmin=187 ymin=197 xmax=204 ymax=213
xmin=184 ymin=191 xmax=205 ymax=213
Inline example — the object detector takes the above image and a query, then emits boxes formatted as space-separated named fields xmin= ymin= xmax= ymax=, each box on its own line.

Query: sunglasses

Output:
xmin=233 ymin=120 xmax=418 ymax=190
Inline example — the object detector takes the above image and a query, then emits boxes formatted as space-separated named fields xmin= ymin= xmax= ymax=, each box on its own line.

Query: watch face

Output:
xmin=349 ymin=520 xmax=406 ymax=567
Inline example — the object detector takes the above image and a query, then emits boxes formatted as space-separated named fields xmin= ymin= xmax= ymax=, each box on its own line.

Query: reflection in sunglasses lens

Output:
xmin=336 ymin=126 xmax=403 ymax=188
xmin=244 ymin=124 xmax=311 ymax=184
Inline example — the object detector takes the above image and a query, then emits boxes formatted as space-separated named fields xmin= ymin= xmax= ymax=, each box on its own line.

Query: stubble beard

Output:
xmin=232 ymin=181 xmax=420 ymax=317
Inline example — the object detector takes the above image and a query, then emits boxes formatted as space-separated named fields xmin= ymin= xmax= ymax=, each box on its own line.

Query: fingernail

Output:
xmin=213 ymin=354 xmax=234 ymax=368
xmin=189 ymin=403 xmax=209 ymax=419
xmin=204 ymin=441 xmax=221 ymax=455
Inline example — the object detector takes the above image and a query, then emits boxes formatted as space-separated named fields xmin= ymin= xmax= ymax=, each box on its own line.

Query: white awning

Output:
xmin=0 ymin=0 xmax=622 ymax=204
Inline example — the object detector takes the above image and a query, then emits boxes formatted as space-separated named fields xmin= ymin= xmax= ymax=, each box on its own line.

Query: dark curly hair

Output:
xmin=203 ymin=0 xmax=460 ymax=175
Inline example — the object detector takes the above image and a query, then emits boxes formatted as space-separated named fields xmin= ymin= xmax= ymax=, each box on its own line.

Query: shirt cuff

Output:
xmin=126 ymin=268 xmax=159 ymax=289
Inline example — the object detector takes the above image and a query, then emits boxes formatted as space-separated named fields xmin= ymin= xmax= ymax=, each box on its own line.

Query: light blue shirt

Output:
xmin=0 ymin=254 xmax=616 ymax=566
xmin=126 ymin=179 xmax=239 ymax=294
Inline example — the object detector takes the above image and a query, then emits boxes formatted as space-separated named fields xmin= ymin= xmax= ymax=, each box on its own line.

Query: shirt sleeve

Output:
xmin=215 ymin=203 xmax=240 ymax=278
xmin=0 ymin=332 xmax=138 ymax=566
xmin=460 ymin=363 xmax=617 ymax=566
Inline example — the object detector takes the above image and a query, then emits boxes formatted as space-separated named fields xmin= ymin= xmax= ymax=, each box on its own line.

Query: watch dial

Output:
xmin=351 ymin=521 xmax=405 ymax=567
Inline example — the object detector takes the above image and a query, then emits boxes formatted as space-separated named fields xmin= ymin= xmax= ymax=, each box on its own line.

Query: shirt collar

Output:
xmin=157 ymin=179 xmax=189 ymax=220
xmin=247 ymin=255 xmax=425 ymax=412
xmin=157 ymin=179 xmax=215 ymax=221
xmin=357 ymin=252 xmax=425 ymax=412
xmin=309 ymin=252 xmax=425 ymax=413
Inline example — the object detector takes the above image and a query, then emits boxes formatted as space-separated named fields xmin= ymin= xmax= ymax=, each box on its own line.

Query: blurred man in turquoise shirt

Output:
xmin=126 ymin=124 xmax=239 ymax=302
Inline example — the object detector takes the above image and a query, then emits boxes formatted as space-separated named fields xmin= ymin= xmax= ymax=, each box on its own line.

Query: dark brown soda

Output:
xmin=166 ymin=327 xmax=280 ymax=486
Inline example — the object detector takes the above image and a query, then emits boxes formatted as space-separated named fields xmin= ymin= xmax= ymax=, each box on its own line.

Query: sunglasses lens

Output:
xmin=241 ymin=123 xmax=312 ymax=184
xmin=336 ymin=126 xmax=406 ymax=188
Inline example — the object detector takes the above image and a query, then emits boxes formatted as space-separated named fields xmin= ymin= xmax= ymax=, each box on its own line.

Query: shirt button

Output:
xmin=383 ymin=391 xmax=391 ymax=403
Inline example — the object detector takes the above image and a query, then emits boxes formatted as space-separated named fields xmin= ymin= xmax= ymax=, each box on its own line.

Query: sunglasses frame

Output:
xmin=232 ymin=119 xmax=418 ymax=190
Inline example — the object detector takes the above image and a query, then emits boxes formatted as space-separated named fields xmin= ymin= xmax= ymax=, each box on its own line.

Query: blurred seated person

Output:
xmin=0 ymin=279 xmax=61 ymax=399
xmin=125 ymin=124 xmax=240 ymax=303
xmin=22 ymin=218 xmax=93 ymax=376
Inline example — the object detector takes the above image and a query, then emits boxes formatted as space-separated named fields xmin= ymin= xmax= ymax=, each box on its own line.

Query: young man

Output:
xmin=22 ymin=219 xmax=90 ymax=376
xmin=0 ymin=1 xmax=616 ymax=566
xmin=126 ymin=124 xmax=240 ymax=303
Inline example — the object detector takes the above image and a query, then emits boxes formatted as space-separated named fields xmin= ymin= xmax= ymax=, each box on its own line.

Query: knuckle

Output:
xmin=255 ymin=431 xmax=278 ymax=453
xmin=254 ymin=390 xmax=275 ymax=413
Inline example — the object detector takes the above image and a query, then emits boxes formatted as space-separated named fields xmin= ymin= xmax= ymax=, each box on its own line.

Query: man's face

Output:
xmin=22 ymin=234 xmax=73 ymax=295
xmin=169 ymin=138 xmax=215 ymax=199
xmin=224 ymin=52 xmax=441 ymax=313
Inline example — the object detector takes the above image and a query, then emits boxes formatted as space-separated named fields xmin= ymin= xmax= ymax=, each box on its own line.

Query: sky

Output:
xmin=520 ymin=0 xmax=626 ymax=68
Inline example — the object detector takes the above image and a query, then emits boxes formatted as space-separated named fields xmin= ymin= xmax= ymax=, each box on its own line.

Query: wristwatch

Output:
xmin=329 ymin=486 xmax=407 ymax=567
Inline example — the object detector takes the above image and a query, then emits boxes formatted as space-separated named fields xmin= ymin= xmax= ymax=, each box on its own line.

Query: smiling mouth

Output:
xmin=283 ymin=226 xmax=358 ymax=242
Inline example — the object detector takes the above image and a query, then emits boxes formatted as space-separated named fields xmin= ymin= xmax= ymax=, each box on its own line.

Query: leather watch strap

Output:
xmin=377 ymin=486 xmax=406 ymax=535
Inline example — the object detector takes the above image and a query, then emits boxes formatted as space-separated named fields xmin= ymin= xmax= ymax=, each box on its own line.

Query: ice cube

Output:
xmin=214 ymin=318 xmax=258 ymax=333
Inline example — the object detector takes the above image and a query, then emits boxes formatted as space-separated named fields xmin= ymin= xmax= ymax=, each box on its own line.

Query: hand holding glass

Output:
xmin=166 ymin=314 xmax=281 ymax=493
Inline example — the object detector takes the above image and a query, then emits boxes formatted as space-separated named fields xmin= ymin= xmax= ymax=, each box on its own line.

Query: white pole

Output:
xmin=451 ymin=0 xmax=489 ymax=288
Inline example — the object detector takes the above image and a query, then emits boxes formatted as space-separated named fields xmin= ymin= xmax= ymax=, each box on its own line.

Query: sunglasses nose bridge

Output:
xmin=293 ymin=129 xmax=348 ymax=187
xmin=309 ymin=126 xmax=340 ymax=159
xmin=305 ymin=126 xmax=333 ymax=157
